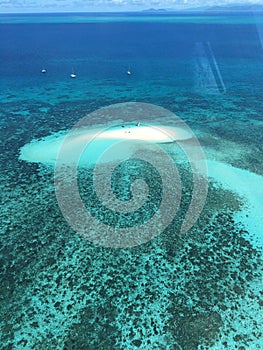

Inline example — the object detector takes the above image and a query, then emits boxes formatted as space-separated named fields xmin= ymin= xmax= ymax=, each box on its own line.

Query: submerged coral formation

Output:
xmin=1 ymin=132 xmax=262 ymax=348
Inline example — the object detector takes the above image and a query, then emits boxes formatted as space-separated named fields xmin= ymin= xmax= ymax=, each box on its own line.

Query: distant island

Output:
xmin=141 ymin=8 xmax=173 ymax=13
xmin=141 ymin=4 xmax=263 ymax=13
xmin=202 ymin=4 xmax=263 ymax=12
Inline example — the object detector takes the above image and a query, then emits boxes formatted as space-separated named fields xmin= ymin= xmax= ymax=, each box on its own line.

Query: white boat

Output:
xmin=70 ymin=68 xmax=76 ymax=78
xmin=41 ymin=68 xmax=46 ymax=73
xmin=127 ymin=65 xmax=131 ymax=75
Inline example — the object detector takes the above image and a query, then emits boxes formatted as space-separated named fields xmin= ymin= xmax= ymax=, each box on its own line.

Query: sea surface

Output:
xmin=0 ymin=12 xmax=263 ymax=349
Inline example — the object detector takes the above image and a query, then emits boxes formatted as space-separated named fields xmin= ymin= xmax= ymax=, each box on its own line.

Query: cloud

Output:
xmin=1 ymin=0 xmax=263 ymax=13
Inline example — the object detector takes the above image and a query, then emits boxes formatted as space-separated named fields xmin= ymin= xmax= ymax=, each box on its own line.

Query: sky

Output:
xmin=0 ymin=0 xmax=262 ymax=13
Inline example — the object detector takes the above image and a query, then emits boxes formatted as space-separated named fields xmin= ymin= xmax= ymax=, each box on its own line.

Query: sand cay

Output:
xmin=19 ymin=124 xmax=193 ymax=166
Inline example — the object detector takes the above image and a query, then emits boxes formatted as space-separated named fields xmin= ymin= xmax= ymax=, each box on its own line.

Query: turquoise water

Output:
xmin=0 ymin=13 xmax=263 ymax=349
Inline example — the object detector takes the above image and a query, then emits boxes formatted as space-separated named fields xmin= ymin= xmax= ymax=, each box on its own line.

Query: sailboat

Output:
xmin=70 ymin=68 xmax=76 ymax=78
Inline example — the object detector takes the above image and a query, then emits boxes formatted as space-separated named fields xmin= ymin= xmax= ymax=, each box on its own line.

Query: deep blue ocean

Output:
xmin=0 ymin=12 xmax=263 ymax=350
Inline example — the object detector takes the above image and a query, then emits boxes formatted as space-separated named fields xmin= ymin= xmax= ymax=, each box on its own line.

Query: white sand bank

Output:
xmin=19 ymin=124 xmax=192 ymax=166
xmin=207 ymin=160 xmax=263 ymax=250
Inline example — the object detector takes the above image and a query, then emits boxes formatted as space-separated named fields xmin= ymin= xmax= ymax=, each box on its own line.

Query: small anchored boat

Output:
xmin=70 ymin=68 xmax=76 ymax=78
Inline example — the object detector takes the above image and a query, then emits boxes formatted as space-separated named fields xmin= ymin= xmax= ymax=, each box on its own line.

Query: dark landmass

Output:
xmin=141 ymin=4 xmax=263 ymax=13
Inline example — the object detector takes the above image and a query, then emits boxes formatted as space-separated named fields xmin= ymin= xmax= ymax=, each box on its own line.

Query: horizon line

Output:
xmin=1 ymin=8 xmax=263 ymax=16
